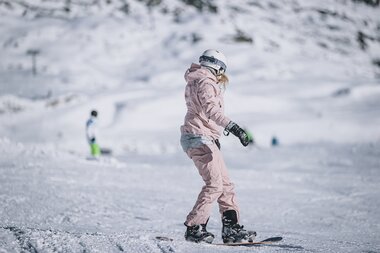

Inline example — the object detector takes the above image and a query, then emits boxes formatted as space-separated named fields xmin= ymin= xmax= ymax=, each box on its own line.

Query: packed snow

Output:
xmin=0 ymin=0 xmax=380 ymax=252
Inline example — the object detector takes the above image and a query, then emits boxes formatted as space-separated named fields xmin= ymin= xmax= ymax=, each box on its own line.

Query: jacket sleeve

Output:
xmin=197 ymin=81 xmax=231 ymax=128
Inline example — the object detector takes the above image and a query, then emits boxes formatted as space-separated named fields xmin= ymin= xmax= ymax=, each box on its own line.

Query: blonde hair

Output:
xmin=218 ymin=73 xmax=229 ymax=89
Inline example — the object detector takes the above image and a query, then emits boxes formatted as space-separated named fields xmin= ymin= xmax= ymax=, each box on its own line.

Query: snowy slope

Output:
xmin=1 ymin=0 xmax=380 ymax=97
xmin=1 ymin=0 xmax=380 ymax=252
xmin=0 ymin=138 xmax=379 ymax=252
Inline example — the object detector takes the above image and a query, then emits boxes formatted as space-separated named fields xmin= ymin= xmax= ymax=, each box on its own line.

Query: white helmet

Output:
xmin=199 ymin=49 xmax=227 ymax=75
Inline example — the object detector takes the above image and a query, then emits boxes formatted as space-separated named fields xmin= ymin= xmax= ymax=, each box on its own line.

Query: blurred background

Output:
xmin=1 ymin=0 xmax=379 ymax=154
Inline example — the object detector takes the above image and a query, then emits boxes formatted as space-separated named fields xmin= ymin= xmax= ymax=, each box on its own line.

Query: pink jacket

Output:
xmin=180 ymin=63 xmax=231 ymax=140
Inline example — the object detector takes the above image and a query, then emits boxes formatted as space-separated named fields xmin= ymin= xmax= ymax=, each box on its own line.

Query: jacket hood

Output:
xmin=184 ymin=63 xmax=217 ymax=83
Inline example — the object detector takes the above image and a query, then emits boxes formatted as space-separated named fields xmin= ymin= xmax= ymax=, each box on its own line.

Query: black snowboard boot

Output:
xmin=184 ymin=221 xmax=214 ymax=243
xmin=222 ymin=210 xmax=257 ymax=243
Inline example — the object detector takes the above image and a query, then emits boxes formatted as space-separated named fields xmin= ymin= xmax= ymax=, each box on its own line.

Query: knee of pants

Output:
xmin=204 ymin=178 xmax=224 ymax=195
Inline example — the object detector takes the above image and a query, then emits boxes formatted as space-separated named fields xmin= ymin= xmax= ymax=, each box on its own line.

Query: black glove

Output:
xmin=224 ymin=121 xmax=251 ymax=147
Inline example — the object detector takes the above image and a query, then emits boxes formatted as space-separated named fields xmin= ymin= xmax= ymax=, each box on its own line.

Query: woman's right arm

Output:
xmin=197 ymin=82 xmax=230 ymax=128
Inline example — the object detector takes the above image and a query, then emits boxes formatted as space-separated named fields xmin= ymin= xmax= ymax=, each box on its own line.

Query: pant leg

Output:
xmin=90 ymin=143 xmax=101 ymax=156
xmin=185 ymin=144 xmax=224 ymax=226
xmin=215 ymin=148 xmax=240 ymax=222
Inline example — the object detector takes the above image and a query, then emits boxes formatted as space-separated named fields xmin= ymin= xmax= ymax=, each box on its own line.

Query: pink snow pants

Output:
xmin=185 ymin=144 xmax=240 ymax=226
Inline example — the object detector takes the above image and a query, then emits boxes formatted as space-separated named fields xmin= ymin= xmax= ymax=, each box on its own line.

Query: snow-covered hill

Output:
xmin=1 ymin=0 xmax=380 ymax=97
xmin=0 ymin=0 xmax=380 ymax=252
xmin=1 ymin=0 xmax=379 ymax=148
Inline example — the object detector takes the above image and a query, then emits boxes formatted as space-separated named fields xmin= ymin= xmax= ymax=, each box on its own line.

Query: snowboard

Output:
xmin=100 ymin=148 xmax=112 ymax=155
xmin=215 ymin=236 xmax=283 ymax=246
xmin=155 ymin=236 xmax=282 ymax=246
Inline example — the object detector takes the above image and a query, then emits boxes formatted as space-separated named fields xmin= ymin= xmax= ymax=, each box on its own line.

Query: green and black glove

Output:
xmin=224 ymin=121 xmax=253 ymax=147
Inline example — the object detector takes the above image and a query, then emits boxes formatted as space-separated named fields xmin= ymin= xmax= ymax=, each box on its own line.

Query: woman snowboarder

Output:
xmin=180 ymin=49 xmax=256 ymax=244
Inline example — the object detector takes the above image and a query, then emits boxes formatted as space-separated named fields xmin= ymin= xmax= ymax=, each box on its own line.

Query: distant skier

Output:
xmin=180 ymin=49 xmax=256 ymax=244
xmin=86 ymin=110 xmax=100 ymax=158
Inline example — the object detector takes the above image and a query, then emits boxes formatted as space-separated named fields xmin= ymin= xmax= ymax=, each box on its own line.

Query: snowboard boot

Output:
xmin=222 ymin=210 xmax=257 ymax=243
xmin=184 ymin=220 xmax=214 ymax=243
